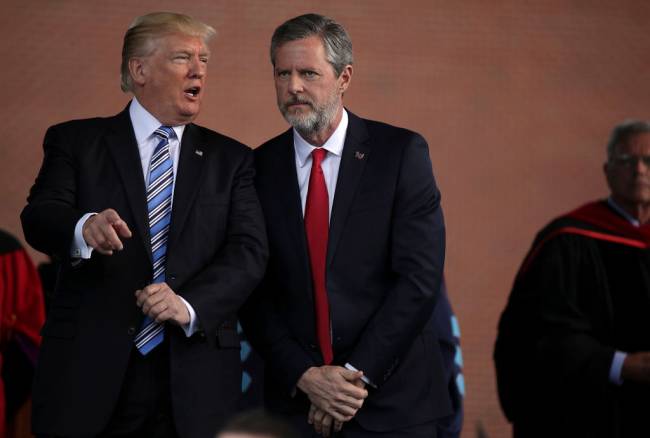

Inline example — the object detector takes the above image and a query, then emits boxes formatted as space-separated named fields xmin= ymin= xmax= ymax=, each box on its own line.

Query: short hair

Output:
xmin=217 ymin=409 xmax=299 ymax=438
xmin=270 ymin=13 xmax=353 ymax=77
xmin=120 ymin=12 xmax=216 ymax=92
xmin=606 ymin=120 xmax=650 ymax=160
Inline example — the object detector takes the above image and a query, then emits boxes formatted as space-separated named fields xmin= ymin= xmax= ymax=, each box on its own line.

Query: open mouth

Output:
xmin=184 ymin=87 xmax=201 ymax=98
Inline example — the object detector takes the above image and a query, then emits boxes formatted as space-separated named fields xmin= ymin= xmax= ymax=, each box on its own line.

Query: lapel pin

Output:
xmin=195 ymin=149 xmax=203 ymax=157
xmin=354 ymin=151 xmax=365 ymax=160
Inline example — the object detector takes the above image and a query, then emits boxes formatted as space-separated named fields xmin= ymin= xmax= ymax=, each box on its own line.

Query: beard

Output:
xmin=278 ymin=91 xmax=340 ymax=139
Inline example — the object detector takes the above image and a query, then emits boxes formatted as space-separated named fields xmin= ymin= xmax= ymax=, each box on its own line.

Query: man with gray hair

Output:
xmin=242 ymin=13 xmax=451 ymax=437
xmin=495 ymin=121 xmax=650 ymax=437
xmin=22 ymin=12 xmax=268 ymax=438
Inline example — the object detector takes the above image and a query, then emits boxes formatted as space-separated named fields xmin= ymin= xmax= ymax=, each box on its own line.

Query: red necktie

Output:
xmin=304 ymin=147 xmax=333 ymax=364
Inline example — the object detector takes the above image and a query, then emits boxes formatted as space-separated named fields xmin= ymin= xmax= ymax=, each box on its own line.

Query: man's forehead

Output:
xmin=156 ymin=33 xmax=210 ymax=52
xmin=274 ymin=38 xmax=333 ymax=73
xmin=276 ymin=37 xmax=325 ymax=58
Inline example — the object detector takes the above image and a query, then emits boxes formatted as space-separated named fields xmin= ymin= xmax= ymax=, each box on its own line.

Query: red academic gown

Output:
xmin=0 ymin=230 xmax=45 ymax=438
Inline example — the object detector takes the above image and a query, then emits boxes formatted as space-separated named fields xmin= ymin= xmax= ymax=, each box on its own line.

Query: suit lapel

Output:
xmin=277 ymin=130 xmax=312 ymax=271
xmin=327 ymin=112 xmax=370 ymax=266
xmin=276 ymin=130 xmax=305 ymax=218
xmin=167 ymin=123 xmax=206 ymax=251
xmin=106 ymin=107 xmax=152 ymax=262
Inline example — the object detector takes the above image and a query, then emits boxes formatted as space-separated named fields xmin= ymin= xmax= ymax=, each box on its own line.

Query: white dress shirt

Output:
xmin=70 ymin=97 xmax=198 ymax=336
xmin=293 ymin=109 xmax=348 ymax=217
xmin=292 ymin=110 xmax=375 ymax=387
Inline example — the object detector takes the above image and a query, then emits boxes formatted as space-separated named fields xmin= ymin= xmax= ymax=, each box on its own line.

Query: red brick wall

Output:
xmin=3 ymin=1 xmax=650 ymax=437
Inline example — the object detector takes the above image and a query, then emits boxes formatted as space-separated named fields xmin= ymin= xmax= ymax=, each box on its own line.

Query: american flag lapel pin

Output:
xmin=354 ymin=151 xmax=365 ymax=160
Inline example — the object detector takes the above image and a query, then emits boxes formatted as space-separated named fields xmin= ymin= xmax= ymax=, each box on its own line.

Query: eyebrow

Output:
xmin=171 ymin=48 xmax=210 ymax=56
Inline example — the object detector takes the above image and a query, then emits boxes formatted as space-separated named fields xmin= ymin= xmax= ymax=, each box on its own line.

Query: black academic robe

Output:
xmin=495 ymin=200 xmax=650 ymax=438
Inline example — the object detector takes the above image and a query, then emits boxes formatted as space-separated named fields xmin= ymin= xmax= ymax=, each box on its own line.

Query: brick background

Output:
xmin=2 ymin=1 xmax=650 ymax=437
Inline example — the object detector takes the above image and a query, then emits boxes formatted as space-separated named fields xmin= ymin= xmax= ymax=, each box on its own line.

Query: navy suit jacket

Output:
xmin=242 ymin=111 xmax=451 ymax=432
xmin=21 ymin=106 xmax=268 ymax=438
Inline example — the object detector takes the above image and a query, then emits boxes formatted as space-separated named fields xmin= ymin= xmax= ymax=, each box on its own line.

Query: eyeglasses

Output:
xmin=610 ymin=154 xmax=650 ymax=167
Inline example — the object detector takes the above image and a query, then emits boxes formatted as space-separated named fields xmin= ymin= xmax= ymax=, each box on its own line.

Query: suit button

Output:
xmin=198 ymin=331 xmax=206 ymax=338
xmin=308 ymin=343 xmax=318 ymax=351
xmin=127 ymin=326 xmax=136 ymax=335
xmin=169 ymin=274 xmax=177 ymax=281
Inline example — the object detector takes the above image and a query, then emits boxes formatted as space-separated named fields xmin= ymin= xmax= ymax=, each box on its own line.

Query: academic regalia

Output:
xmin=495 ymin=200 xmax=650 ymax=438
xmin=0 ymin=230 xmax=45 ymax=438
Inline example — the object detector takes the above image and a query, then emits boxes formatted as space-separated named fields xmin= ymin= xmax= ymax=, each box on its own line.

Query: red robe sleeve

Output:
xmin=0 ymin=235 xmax=46 ymax=438
xmin=1 ymin=247 xmax=45 ymax=348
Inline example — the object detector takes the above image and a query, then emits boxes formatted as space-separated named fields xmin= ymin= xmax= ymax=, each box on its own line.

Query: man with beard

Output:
xmin=22 ymin=12 xmax=267 ymax=438
xmin=241 ymin=13 xmax=451 ymax=437
xmin=495 ymin=120 xmax=650 ymax=437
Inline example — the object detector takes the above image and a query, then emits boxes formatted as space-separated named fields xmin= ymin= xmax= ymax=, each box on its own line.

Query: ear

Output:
xmin=338 ymin=65 xmax=353 ymax=94
xmin=128 ymin=57 xmax=148 ymax=87
xmin=603 ymin=161 xmax=615 ymax=189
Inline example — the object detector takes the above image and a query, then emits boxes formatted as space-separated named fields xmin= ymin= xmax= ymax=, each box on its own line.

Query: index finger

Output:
xmin=340 ymin=382 xmax=368 ymax=400
xmin=112 ymin=219 xmax=132 ymax=239
xmin=102 ymin=209 xmax=131 ymax=240
xmin=99 ymin=221 xmax=126 ymax=251
xmin=142 ymin=282 xmax=165 ymax=294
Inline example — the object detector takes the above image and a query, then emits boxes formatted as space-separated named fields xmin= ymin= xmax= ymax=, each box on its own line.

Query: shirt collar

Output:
xmin=129 ymin=97 xmax=185 ymax=144
xmin=294 ymin=109 xmax=348 ymax=168
xmin=607 ymin=196 xmax=640 ymax=227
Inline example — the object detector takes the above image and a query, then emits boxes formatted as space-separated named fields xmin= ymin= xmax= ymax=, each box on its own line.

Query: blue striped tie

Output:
xmin=135 ymin=125 xmax=174 ymax=355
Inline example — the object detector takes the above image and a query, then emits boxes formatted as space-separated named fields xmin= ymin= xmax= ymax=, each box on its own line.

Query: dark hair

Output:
xmin=217 ymin=409 xmax=299 ymax=438
xmin=606 ymin=120 xmax=650 ymax=160
xmin=270 ymin=13 xmax=353 ymax=77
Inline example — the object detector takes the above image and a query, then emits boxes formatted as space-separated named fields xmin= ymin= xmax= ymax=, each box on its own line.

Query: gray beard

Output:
xmin=280 ymin=96 xmax=339 ymax=140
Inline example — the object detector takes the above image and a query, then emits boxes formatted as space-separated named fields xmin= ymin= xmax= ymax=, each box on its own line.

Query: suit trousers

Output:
xmin=36 ymin=336 xmax=177 ymax=438
xmin=98 ymin=337 xmax=177 ymax=438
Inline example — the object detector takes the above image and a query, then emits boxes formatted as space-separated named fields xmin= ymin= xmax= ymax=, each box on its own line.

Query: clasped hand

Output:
xmin=135 ymin=283 xmax=190 ymax=326
xmin=297 ymin=365 xmax=368 ymax=436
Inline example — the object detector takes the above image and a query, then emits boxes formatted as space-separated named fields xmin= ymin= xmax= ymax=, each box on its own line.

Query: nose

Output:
xmin=288 ymin=73 xmax=303 ymax=95
xmin=189 ymin=56 xmax=206 ymax=78
xmin=633 ymin=157 xmax=650 ymax=174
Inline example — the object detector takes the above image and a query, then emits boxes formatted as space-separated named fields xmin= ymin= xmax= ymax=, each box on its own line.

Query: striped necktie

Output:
xmin=135 ymin=125 xmax=174 ymax=355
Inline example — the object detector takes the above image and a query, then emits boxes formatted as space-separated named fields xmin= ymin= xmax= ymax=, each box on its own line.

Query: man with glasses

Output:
xmin=495 ymin=120 xmax=650 ymax=438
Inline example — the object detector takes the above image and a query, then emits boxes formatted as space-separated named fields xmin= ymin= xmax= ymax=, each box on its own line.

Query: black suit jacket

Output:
xmin=21 ymin=106 xmax=268 ymax=438
xmin=242 ymin=111 xmax=451 ymax=432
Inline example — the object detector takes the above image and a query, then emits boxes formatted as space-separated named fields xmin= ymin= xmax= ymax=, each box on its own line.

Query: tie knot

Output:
xmin=154 ymin=126 xmax=174 ymax=140
xmin=312 ymin=147 xmax=327 ymax=165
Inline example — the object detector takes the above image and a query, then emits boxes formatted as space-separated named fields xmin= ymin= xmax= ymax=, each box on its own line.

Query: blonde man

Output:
xmin=23 ymin=12 xmax=267 ymax=438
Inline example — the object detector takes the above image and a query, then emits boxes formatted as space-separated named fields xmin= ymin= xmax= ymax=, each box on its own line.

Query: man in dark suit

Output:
xmin=241 ymin=13 xmax=450 ymax=437
xmin=21 ymin=12 xmax=268 ymax=438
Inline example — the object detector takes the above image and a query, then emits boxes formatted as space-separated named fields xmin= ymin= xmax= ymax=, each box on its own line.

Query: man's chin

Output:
xmin=284 ymin=114 xmax=314 ymax=131
xmin=176 ymin=107 xmax=200 ymax=124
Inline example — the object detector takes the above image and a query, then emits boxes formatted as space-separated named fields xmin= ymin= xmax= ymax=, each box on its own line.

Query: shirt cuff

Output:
xmin=609 ymin=351 xmax=627 ymax=385
xmin=345 ymin=362 xmax=377 ymax=389
xmin=70 ymin=212 xmax=96 ymax=259
xmin=178 ymin=296 xmax=198 ymax=337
